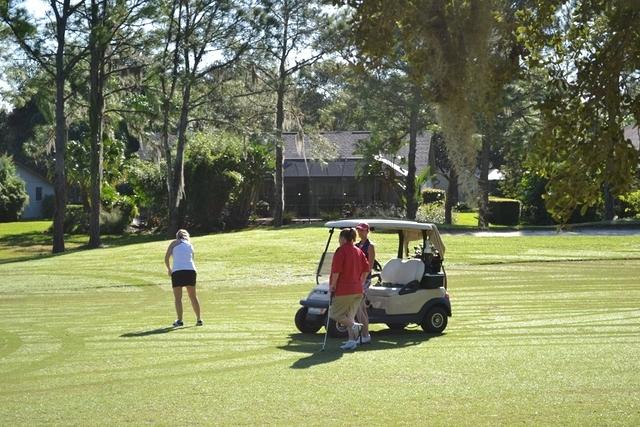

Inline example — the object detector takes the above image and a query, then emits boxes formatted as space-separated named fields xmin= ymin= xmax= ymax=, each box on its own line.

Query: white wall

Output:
xmin=15 ymin=165 xmax=55 ymax=219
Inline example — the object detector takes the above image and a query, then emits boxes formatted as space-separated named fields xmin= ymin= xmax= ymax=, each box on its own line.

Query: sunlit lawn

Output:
xmin=0 ymin=221 xmax=639 ymax=425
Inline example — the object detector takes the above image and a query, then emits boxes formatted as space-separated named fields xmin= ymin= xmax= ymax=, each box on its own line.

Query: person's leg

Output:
xmin=173 ymin=286 xmax=183 ymax=321
xmin=357 ymin=298 xmax=370 ymax=338
xmin=186 ymin=285 xmax=201 ymax=321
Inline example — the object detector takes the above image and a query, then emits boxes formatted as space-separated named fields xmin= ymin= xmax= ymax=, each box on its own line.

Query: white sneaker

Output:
xmin=359 ymin=335 xmax=371 ymax=344
xmin=340 ymin=340 xmax=358 ymax=350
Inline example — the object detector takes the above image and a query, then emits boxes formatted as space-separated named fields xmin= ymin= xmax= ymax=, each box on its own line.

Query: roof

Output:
xmin=284 ymin=158 xmax=358 ymax=178
xmin=324 ymin=219 xmax=435 ymax=231
xmin=282 ymin=131 xmax=432 ymax=178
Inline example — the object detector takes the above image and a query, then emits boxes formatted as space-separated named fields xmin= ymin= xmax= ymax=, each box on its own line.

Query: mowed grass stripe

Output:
xmin=0 ymin=226 xmax=639 ymax=425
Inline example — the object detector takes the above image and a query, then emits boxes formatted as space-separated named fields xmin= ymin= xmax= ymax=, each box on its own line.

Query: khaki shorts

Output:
xmin=356 ymin=295 xmax=369 ymax=322
xmin=330 ymin=294 xmax=363 ymax=322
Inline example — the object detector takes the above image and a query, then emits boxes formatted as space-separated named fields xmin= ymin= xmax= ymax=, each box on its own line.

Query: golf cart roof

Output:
xmin=324 ymin=218 xmax=445 ymax=256
xmin=324 ymin=219 xmax=436 ymax=231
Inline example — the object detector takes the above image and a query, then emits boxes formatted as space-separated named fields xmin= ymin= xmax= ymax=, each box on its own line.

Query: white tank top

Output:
xmin=172 ymin=240 xmax=196 ymax=272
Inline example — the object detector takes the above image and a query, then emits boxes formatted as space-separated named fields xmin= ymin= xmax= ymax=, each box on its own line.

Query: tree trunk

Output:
xmin=273 ymin=85 xmax=285 ymax=227
xmin=273 ymin=9 xmax=289 ymax=228
xmin=444 ymin=167 xmax=458 ymax=225
xmin=88 ymin=0 xmax=106 ymax=248
xmin=405 ymin=93 xmax=419 ymax=220
xmin=603 ymin=182 xmax=615 ymax=221
xmin=52 ymin=9 xmax=69 ymax=254
xmin=169 ymin=82 xmax=192 ymax=235
xmin=477 ymin=135 xmax=490 ymax=229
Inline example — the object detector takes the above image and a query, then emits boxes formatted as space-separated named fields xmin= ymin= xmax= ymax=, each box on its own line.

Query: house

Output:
xmin=269 ymin=131 xmax=433 ymax=217
xmin=15 ymin=162 xmax=54 ymax=219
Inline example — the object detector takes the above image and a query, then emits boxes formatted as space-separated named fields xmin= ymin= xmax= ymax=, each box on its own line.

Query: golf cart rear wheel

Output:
xmin=421 ymin=306 xmax=448 ymax=333
xmin=386 ymin=323 xmax=408 ymax=331
xmin=294 ymin=307 xmax=323 ymax=334
xmin=327 ymin=318 xmax=349 ymax=338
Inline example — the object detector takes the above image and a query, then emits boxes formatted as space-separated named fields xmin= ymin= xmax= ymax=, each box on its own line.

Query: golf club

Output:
xmin=320 ymin=295 xmax=332 ymax=351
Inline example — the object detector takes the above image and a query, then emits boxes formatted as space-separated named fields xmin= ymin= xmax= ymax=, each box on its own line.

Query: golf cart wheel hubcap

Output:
xmin=432 ymin=313 xmax=443 ymax=327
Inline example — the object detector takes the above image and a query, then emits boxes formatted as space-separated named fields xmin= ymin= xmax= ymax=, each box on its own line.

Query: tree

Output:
xmin=154 ymin=0 xmax=250 ymax=236
xmin=253 ymin=0 xmax=330 ymax=226
xmin=429 ymin=132 xmax=458 ymax=224
xmin=341 ymin=0 xmax=525 ymax=228
xmin=1 ymin=0 xmax=87 ymax=252
xmin=517 ymin=0 xmax=640 ymax=223
xmin=86 ymin=0 xmax=150 ymax=248
xmin=0 ymin=154 xmax=28 ymax=221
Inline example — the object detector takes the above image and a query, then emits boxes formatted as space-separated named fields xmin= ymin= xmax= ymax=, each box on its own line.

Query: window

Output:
xmin=35 ymin=187 xmax=42 ymax=201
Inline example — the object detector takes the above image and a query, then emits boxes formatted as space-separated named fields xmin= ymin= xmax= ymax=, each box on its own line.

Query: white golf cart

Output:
xmin=295 ymin=219 xmax=451 ymax=338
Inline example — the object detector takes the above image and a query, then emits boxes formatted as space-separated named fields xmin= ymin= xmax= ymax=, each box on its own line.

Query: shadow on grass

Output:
xmin=279 ymin=329 xmax=442 ymax=369
xmin=120 ymin=325 xmax=194 ymax=337
xmin=0 ymin=231 xmax=166 ymax=265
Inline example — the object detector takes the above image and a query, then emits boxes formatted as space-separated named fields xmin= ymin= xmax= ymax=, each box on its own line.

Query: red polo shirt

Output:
xmin=331 ymin=243 xmax=370 ymax=296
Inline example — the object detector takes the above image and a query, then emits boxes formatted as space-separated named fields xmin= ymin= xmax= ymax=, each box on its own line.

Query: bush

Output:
xmin=416 ymin=202 xmax=445 ymax=224
xmin=617 ymin=190 xmax=640 ymax=219
xmin=487 ymin=197 xmax=520 ymax=226
xmin=63 ymin=204 xmax=89 ymax=233
xmin=127 ymin=158 xmax=167 ymax=228
xmin=511 ymin=174 xmax=554 ymax=225
xmin=422 ymin=188 xmax=445 ymax=204
xmin=352 ymin=202 xmax=405 ymax=219
xmin=0 ymin=155 xmax=29 ymax=221
xmin=41 ymin=194 xmax=55 ymax=219
xmin=255 ymin=200 xmax=270 ymax=217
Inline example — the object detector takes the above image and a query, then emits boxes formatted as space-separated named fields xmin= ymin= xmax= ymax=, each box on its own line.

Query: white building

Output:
xmin=15 ymin=162 xmax=54 ymax=219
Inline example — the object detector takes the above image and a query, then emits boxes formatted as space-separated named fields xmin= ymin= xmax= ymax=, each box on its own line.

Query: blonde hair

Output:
xmin=176 ymin=229 xmax=190 ymax=241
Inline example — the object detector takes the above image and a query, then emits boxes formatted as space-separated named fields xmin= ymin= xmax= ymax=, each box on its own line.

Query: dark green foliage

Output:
xmin=183 ymin=132 xmax=273 ymax=232
xmin=127 ymin=159 xmax=167 ymax=228
xmin=514 ymin=174 xmax=554 ymax=226
xmin=62 ymin=201 xmax=136 ymax=235
xmin=487 ymin=197 xmax=520 ymax=226
xmin=617 ymin=190 xmax=640 ymax=219
xmin=63 ymin=205 xmax=88 ymax=234
xmin=422 ymin=188 xmax=445 ymax=204
xmin=41 ymin=194 xmax=55 ymax=219
xmin=0 ymin=155 xmax=28 ymax=221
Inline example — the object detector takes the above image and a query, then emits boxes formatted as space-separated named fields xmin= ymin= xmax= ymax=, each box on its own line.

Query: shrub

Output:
xmin=0 ymin=155 xmax=29 ymax=221
xmin=127 ymin=158 xmax=167 ymax=228
xmin=416 ymin=202 xmax=445 ymax=224
xmin=512 ymin=174 xmax=554 ymax=225
xmin=255 ymin=200 xmax=270 ymax=217
xmin=63 ymin=204 xmax=89 ymax=233
xmin=617 ymin=190 xmax=640 ymax=219
xmin=422 ymin=188 xmax=445 ymax=204
xmin=487 ymin=197 xmax=520 ymax=226
xmin=353 ymin=202 xmax=405 ymax=219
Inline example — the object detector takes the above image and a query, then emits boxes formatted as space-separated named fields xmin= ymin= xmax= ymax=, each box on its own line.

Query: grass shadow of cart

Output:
xmin=279 ymin=328 xmax=443 ymax=369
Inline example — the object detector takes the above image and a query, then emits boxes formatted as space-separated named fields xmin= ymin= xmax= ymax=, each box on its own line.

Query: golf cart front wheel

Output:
xmin=421 ymin=306 xmax=448 ymax=333
xmin=295 ymin=307 xmax=323 ymax=334
xmin=327 ymin=318 xmax=349 ymax=338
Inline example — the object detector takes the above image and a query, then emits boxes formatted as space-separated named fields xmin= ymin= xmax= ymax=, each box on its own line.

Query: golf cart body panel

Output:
xmin=296 ymin=218 xmax=451 ymax=337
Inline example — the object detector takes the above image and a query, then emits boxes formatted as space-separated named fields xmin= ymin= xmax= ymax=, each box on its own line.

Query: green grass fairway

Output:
xmin=1 ymin=224 xmax=639 ymax=425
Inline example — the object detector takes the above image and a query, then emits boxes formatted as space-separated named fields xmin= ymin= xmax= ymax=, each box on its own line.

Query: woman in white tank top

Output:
xmin=164 ymin=229 xmax=202 ymax=327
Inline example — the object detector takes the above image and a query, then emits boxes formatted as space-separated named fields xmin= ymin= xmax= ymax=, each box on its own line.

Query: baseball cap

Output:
xmin=355 ymin=223 xmax=369 ymax=231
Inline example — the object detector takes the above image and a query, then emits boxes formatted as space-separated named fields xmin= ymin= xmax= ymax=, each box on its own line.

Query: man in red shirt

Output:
xmin=330 ymin=228 xmax=370 ymax=350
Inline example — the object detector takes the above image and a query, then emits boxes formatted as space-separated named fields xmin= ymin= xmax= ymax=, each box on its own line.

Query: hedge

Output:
xmin=422 ymin=188 xmax=445 ymax=204
xmin=487 ymin=196 xmax=520 ymax=226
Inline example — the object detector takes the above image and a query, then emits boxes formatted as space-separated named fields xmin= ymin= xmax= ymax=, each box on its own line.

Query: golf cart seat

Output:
xmin=380 ymin=258 xmax=425 ymax=286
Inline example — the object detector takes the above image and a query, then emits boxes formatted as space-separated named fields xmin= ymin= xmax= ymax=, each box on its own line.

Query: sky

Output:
xmin=0 ymin=1 xmax=48 ymax=111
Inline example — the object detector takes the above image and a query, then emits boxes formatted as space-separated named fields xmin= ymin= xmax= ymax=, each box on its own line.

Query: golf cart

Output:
xmin=295 ymin=219 xmax=451 ymax=338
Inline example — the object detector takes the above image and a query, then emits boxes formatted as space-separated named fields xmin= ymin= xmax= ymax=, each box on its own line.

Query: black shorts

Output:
xmin=172 ymin=270 xmax=197 ymax=287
